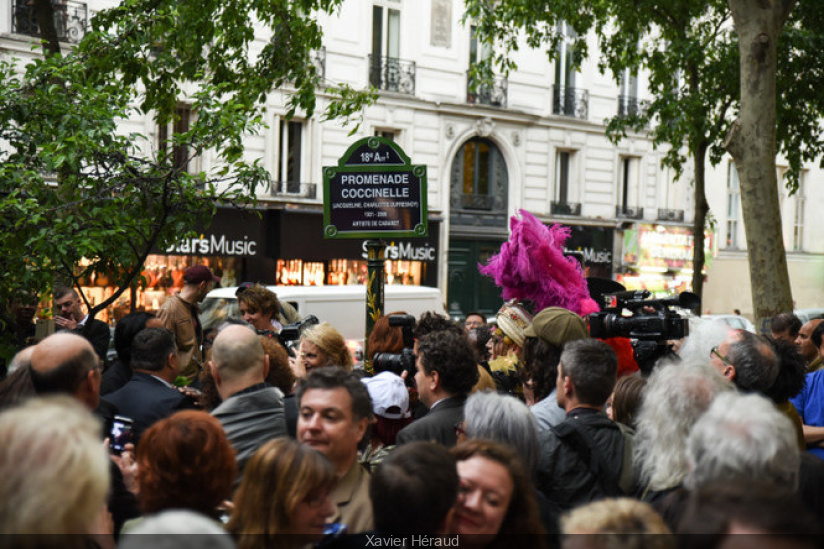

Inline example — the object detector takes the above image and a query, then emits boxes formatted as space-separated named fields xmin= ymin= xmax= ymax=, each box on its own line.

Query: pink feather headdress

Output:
xmin=479 ymin=209 xmax=600 ymax=317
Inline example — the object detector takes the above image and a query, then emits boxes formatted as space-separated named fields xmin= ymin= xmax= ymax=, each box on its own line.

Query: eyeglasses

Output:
xmin=711 ymin=346 xmax=733 ymax=366
xmin=454 ymin=421 xmax=467 ymax=438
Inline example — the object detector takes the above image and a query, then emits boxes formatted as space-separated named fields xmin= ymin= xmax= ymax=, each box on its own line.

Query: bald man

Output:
xmin=210 ymin=325 xmax=287 ymax=475
xmin=30 ymin=332 xmax=101 ymax=410
xmin=796 ymin=319 xmax=824 ymax=372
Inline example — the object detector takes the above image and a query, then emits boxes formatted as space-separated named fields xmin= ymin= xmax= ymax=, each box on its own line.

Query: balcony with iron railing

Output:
xmin=552 ymin=85 xmax=588 ymax=119
xmin=368 ymin=55 xmax=415 ymax=95
xmin=657 ymin=208 xmax=685 ymax=222
xmin=616 ymin=205 xmax=644 ymax=220
xmin=270 ymin=180 xmax=317 ymax=200
xmin=466 ymin=72 xmax=507 ymax=108
xmin=617 ymin=95 xmax=641 ymax=117
xmin=550 ymin=201 xmax=582 ymax=216
xmin=12 ymin=0 xmax=90 ymax=43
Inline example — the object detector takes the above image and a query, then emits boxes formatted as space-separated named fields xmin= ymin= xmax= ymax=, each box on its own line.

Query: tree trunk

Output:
xmin=725 ymin=0 xmax=795 ymax=332
xmin=692 ymin=141 xmax=709 ymax=312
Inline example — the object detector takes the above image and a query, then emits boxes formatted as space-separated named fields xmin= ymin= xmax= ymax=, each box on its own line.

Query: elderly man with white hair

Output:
xmin=685 ymin=392 xmax=800 ymax=491
xmin=633 ymin=360 xmax=733 ymax=502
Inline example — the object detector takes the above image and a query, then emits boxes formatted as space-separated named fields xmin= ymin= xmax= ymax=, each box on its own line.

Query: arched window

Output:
xmin=450 ymin=137 xmax=507 ymax=214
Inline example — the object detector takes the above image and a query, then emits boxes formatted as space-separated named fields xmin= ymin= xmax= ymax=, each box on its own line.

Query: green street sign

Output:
xmin=323 ymin=136 xmax=428 ymax=239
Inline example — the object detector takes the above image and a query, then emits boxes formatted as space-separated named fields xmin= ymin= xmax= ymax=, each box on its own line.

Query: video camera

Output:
xmin=276 ymin=315 xmax=320 ymax=357
xmin=589 ymin=290 xmax=700 ymax=374
xmin=372 ymin=313 xmax=416 ymax=380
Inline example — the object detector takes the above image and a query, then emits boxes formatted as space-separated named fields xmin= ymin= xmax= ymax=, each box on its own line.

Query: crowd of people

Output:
xmin=1 ymin=264 xmax=823 ymax=549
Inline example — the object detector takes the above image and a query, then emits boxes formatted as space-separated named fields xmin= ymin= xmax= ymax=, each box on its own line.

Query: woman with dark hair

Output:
xmin=450 ymin=439 xmax=547 ymax=548
xmin=229 ymin=438 xmax=336 ymax=548
xmin=133 ymin=410 xmax=237 ymax=521
xmin=607 ymin=375 xmax=647 ymax=430
xmin=101 ymin=312 xmax=162 ymax=395
xmin=237 ymin=284 xmax=282 ymax=334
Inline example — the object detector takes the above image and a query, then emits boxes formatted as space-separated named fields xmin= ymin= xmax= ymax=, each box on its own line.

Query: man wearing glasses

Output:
xmin=709 ymin=331 xmax=779 ymax=395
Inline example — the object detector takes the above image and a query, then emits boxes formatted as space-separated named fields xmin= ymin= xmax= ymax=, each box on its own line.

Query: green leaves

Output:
xmin=0 ymin=0 xmax=372 ymax=312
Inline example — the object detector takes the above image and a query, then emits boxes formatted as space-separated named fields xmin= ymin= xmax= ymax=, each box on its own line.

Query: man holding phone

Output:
xmin=53 ymin=285 xmax=110 ymax=364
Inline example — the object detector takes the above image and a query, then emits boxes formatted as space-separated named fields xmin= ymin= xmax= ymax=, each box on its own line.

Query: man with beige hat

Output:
xmin=522 ymin=307 xmax=589 ymax=431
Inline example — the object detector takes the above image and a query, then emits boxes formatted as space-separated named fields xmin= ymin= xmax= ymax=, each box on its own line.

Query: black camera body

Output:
xmin=372 ymin=314 xmax=417 ymax=380
xmin=589 ymin=290 xmax=699 ymax=374
xmin=276 ymin=315 xmax=320 ymax=357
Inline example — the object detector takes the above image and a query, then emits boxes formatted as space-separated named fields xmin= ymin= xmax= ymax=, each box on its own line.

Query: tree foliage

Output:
xmin=465 ymin=0 xmax=824 ymax=318
xmin=0 ymin=0 xmax=375 ymax=330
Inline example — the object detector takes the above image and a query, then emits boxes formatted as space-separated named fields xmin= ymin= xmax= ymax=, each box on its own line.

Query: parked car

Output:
xmin=794 ymin=308 xmax=824 ymax=325
xmin=702 ymin=314 xmax=756 ymax=333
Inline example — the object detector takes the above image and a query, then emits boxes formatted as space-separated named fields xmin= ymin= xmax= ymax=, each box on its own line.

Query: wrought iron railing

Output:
xmin=368 ymin=55 xmax=416 ymax=95
xmin=271 ymin=181 xmax=317 ymax=199
xmin=460 ymin=193 xmax=494 ymax=210
xmin=12 ymin=0 xmax=90 ymax=44
xmin=467 ymin=72 xmax=507 ymax=108
xmin=551 ymin=201 xmax=582 ymax=216
xmin=617 ymin=94 xmax=640 ymax=117
xmin=552 ymin=85 xmax=589 ymax=119
xmin=616 ymin=205 xmax=644 ymax=220
xmin=657 ymin=208 xmax=685 ymax=222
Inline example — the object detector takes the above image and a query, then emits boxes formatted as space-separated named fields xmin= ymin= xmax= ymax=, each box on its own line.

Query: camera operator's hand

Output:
xmin=54 ymin=315 xmax=78 ymax=331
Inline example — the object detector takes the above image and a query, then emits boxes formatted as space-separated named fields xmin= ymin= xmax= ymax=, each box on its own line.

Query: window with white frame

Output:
xmin=618 ymin=68 xmax=639 ymax=116
xmin=555 ymin=150 xmax=571 ymax=204
xmin=469 ymin=24 xmax=492 ymax=66
xmin=554 ymin=22 xmax=577 ymax=89
xmin=277 ymin=120 xmax=303 ymax=194
xmin=726 ymin=161 xmax=741 ymax=248
xmin=793 ymin=171 xmax=806 ymax=251
xmin=370 ymin=1 xmax=401 ymax=88
xmin=158 ymin=103 xmax=195 ymax=174
xmin=619 ymin=156 xmax=640 ymax=215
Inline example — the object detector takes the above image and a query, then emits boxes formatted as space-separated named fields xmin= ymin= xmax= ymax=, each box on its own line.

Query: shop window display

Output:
xmin=74 ymin=255 xmax=240 ymax=323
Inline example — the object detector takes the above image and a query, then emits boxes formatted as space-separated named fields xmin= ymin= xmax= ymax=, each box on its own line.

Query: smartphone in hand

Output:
xmin=109 ymin=416 xmax=134 ymax=455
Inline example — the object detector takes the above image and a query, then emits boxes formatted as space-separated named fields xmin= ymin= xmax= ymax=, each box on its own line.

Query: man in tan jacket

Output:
xmin=157 ymin=265 xmax=219 ymax=380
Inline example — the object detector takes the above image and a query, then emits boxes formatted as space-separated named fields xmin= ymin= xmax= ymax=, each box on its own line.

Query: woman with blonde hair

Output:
xmin=229 ymin=438 xmax=337 ymax=548
xmin=295 ymin=322 xmax=353 ymax=377
xmin=0 ymin=397 xmax=110 ymax=545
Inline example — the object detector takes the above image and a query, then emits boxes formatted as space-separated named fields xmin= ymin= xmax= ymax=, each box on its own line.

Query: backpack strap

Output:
xmin=550 ymin=418 xmax=625 ymax=497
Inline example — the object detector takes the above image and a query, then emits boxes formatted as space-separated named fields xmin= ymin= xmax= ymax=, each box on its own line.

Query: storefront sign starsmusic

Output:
xmin=323 ymin=137 xmax=428 ymax=239
xmin=166 ymin=234 xmax=258 ymax=256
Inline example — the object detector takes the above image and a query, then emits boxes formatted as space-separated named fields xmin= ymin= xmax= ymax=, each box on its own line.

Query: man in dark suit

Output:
xmin=102 ymin=327 xmax=194 ymax=441
xmin=53 ymin=286 xmax=111 ymax=364
xmin=396 ymin=329 xmax=479 ymax=447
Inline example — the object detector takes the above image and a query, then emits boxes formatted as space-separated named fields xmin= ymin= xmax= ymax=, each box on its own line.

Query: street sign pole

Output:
xmin=364 ymin=239 xmax=386 ymax=372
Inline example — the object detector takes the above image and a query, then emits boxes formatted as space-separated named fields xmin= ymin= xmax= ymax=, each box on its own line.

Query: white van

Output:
xmin=200 ymin=284 xmax=446 ymax=344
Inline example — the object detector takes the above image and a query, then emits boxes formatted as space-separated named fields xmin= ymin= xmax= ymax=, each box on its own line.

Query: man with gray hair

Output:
xmin=102 ymin=327 xmax=194 ymax=441
xmin=709 ymin=330 xmax=779 ymax=394
xmin=461 ymin=391 xmax=540 ymax=476
xmin=685 ymin=392 xmax=800 ymax=491
xmin=633 ymin=361 xmax=733 ymax=501
xmin=209 ymin=324 xmax=287 ymax=475
xmin=536 ymin=338 xmax=633 ymax=512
